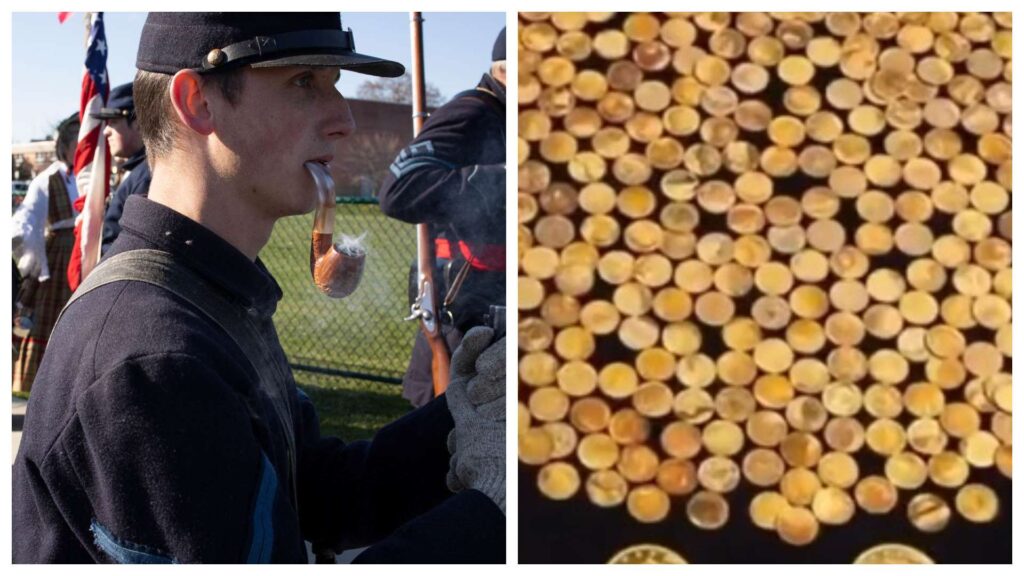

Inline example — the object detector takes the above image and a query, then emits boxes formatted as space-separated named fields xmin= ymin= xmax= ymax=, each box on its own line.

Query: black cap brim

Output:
xmin=90 ymin=108 xmax=130 ymax=120
xmin=249 ymin=51 xmax=405 ymax=78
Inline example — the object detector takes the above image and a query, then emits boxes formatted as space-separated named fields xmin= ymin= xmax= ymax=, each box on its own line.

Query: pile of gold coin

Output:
xmin=519 ymin=12 xmax=1012 ymax=548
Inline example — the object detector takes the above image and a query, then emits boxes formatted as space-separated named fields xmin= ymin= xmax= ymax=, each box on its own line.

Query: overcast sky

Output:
xmin=11 ymin=11 xmax=505 ymax=142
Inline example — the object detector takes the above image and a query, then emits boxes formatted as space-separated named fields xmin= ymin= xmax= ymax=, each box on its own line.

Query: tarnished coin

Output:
xmin=687 ymin=490 xmax=730 ymax=530
xmin=854 ymin=544 xmax=934 ymax=564
xmin=608 ymin=544 xmax=687 ymax=564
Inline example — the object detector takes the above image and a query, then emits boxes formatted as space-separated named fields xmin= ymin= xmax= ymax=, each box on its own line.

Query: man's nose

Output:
xmin=103 ymin=124 xmax=114 ymax=139
xmin=325 ymin=93 xmax=356 ymax=139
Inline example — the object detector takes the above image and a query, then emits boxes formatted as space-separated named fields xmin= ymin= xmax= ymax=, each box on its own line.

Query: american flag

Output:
xmin=68 ymin=12 xmax=111 ymax=290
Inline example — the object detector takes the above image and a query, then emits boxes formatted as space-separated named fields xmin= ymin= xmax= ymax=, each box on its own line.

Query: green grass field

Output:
xmin=261 ymin=206 xmax=419 ymax=440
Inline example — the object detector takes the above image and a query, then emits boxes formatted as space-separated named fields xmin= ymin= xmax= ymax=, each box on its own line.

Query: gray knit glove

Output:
xmin=445 ymin=326 xmax=506 ymax=514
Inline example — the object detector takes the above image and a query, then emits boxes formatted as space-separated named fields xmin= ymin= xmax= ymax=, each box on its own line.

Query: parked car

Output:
xmin=12 ymin=181 xmax=29 ymax=211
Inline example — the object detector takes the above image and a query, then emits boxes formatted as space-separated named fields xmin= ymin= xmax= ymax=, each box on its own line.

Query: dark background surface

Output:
xmin=518 ymin=12 xmax=1012 ymax=563
xmin=518 ymin=466 xmax=1011 ymax=563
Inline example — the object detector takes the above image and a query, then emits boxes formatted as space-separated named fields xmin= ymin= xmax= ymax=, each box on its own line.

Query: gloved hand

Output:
xmin=445 ymin=326 xmax=506 ymax=514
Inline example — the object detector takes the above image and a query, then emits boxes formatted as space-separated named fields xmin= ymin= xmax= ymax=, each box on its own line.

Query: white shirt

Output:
xmin=12 ymin=161 xmax=79 ymax=281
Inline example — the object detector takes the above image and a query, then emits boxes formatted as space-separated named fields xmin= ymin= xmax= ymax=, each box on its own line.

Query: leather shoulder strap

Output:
xmin=58 ymin=249 xmax=299 ymax=504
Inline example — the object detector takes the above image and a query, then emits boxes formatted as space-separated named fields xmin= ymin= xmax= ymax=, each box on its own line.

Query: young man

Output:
xmin=11 ymin=113 xmax=80 ymax=392
xmin=94 ymin=81 xmax=151 ymax=254
xmin=378 ymin=27 xmax=506 ymax=408
xmin=13 ymin=13 xmax=504 ymax=563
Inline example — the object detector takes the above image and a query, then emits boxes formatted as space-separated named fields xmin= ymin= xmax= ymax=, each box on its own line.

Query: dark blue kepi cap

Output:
xmin=136 ymin=12 xmax=405 ymax=78
xmin=91 ymin=82 xmax=135 ymax=120
xmin=492 ymin=27 xmax=505 ymax=61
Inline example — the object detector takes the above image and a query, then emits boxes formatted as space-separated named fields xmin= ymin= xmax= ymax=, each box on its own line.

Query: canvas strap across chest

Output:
xmin=58 ymin=249 xmax=299 ymax=506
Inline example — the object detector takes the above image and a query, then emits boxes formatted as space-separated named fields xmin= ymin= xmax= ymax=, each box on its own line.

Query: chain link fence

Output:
xmin=261 ymin=198 xmax=417 ymax=385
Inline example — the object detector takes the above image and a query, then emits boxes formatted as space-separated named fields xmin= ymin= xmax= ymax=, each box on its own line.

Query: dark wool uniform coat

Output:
xmin=12 ymin=195 xmax=504 ymax=563
xmin=377 ymin=73 xmax=507 ymax=331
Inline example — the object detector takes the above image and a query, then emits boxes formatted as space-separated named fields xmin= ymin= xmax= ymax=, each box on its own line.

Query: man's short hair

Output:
xmin=133 ymin=67 xmax=247 ymax=160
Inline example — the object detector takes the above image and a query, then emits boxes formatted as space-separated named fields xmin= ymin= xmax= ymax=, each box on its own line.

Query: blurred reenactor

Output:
xmin=378 ymin=27 xmax=506 ymax=408
xmin=94 ymin=82 xmax=151 ymax=254
xmin=11 ymin=113 xmax=80 ymax=392
xmin=13 ymin=13 xmax=504 ymax=563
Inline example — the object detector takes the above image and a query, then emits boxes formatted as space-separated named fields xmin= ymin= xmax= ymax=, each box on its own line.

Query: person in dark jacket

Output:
xmin=91 ymin=81 xmax=152 ymax=254
xmin=12 ymin=13 xmax=505 ymax=564
xmin=378 ymin=27 xmax=506 ymax=408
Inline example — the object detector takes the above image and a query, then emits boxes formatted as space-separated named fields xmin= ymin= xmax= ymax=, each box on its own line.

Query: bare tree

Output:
xmin=356 ymin=72 xmax=445 ymax=107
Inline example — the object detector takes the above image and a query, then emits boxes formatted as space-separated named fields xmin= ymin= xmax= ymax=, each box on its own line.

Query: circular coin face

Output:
xmin=854 ymin=544 xmax=935 ymax=564
xmin=608 ymin=544 xmax=688 ymax=564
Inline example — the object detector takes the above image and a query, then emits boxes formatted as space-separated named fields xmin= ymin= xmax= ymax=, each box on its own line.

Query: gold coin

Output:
xmin=632 ymin=381 xmax=673 ymax=418
xmin=540 ymin=291 xmax=581 ymax=323
xmin=961 ymin=430 xmax=1000 ymax=468
xmin=955 ymin=483 xmax=999 ymax=523
xmin=928 ymin=451 xmax=970 ymax=488
xmin=715 ymin=386 xmax=756 ymax=422
xmin=518 ymin=402 xmax=530 ymax=434
xmin=855 ymin=475 xmax=898 ymax=515
xmin=520 ymin=352 xmax=558 ymax=387
xmin=753 ymin=374 xmax=794 ymax=410
xmin=538 ymin=461 xmax=581 ymax=500
xmin=579 ymin=300 xmax=620 ymax=335
xmin=775 ymin=505 xmax=819 ymax=546
xmin=780 ymin=431 xmax=823 ymax=469
xmin=543 ymin=422 xmax=579 ymax=459
xmin=750 ymin=491 xmax=790 ymax=531
xmin=743 ymin=448 xmax=786 ymax=487
xmin=753 ymin=338 xmax=794 ymax=374
xmin=812 ymin=487 xmax=855 ymax=526
xmin=597 ymin=362 xmax=639 ymax=399
xmin=519 ymin=317 xmax=554 ymax=353
xmin=529 ymin=386 xmax=570 ymax=422
xmin=822 ymin=382 xmax=863 ymax=417
xmin=995 ymin=445 xmax=1012 ymax=479
xmin=622 ymin=481 xmax=671 ymax=522
xmin=854 ymin=543 xmax=934 ymax=564
xmin=907 ymin=493 xmax=951 ymax=533
xmin=608 ymin=408 xmax=651 ymax=446
xmin=780 ymin=467 xmax=821 ymax=507
xmin=553 ymin=326 xmax=594 ymax=361
xmin=635 ymin=347 xmax=676 ymax=382
xmin=519 ymin=427 xmax=555 ymax=465
xmin=687 ymin=490 xmax=729 ymax=530
xmin=824 ymin=417 xmax=865 ymax=454
xmin=906 ymin=418 xmax=948 ymax=456
xmin=697 ymin=455 xmax=741 ymax=493
xmin=746 ymin=410 xmax=789 ymax=448
xmin=885 ymin=452 xmax=928 ymax=490
xmin=786 ymin=396 xmax=828 ymax=433
xmin=817 ymin=452 xmax=859 ymax=489
xmin=656 ymin=458 xmax=698 ymax=496
xmin=617 ymin=444 xmax=659 ymax=484
xmin=570 ymin=397 xmax=611 ymax=433
xmin=940 ymin=402 xmax=981 ymax=438
xmin=904 ymin=382 xmax=945 ymax=418
xmin=577 ymin=433 xmax=620 ymax=470
xmin=702 ymin=420 xmax=745 ymax=456
xmin=586 ymin=469 xmax=628 ymax=507
xmin=660 ymin=421 xmax=702 ymax=459
xmin=608 ymin=544 xmax=687 ymax=564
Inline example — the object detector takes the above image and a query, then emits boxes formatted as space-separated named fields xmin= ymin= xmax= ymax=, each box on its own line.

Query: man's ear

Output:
xmin=168 ymin=69 xmax=215 ymax=136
